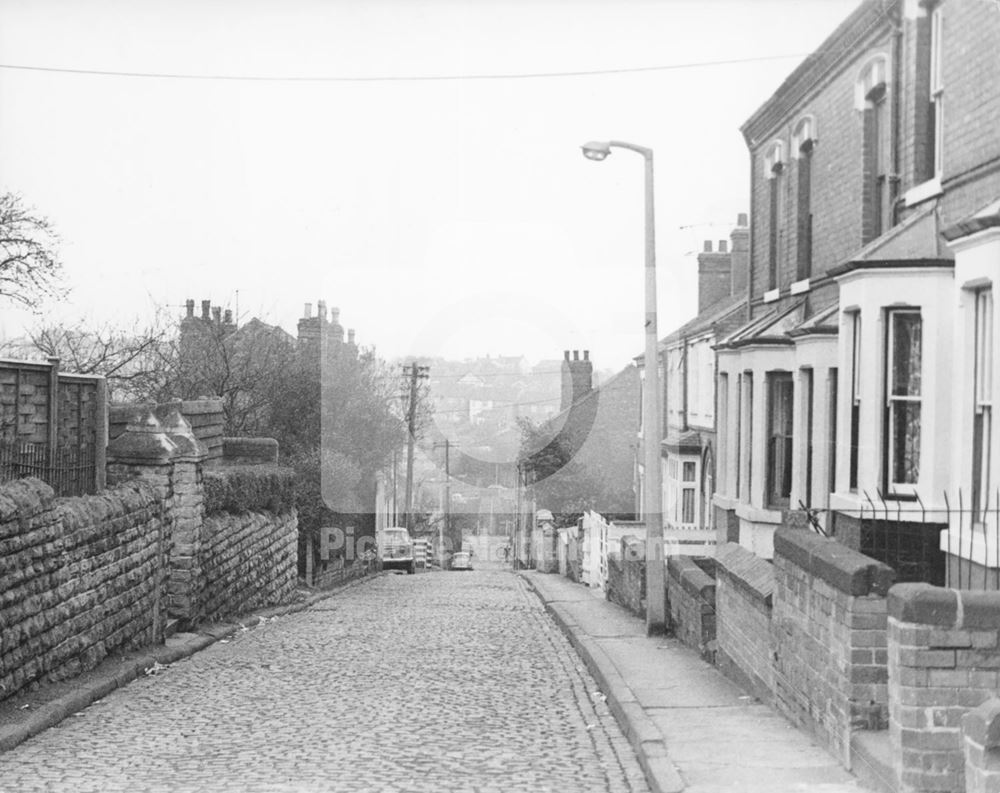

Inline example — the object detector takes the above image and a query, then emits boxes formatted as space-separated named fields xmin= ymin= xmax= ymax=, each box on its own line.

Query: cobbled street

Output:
xmin=0 ymin=569 xmax=649 ymax=793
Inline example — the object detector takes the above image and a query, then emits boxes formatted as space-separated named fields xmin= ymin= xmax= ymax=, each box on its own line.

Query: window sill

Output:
xmin=903 ymin=177 xmax=943 ymax=208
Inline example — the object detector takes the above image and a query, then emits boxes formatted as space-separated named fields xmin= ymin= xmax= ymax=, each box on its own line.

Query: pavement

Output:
xmin=0 ymin=567 xmax=649 ymax=792
xmin=520 ymin=570 xmax=877 ymax=793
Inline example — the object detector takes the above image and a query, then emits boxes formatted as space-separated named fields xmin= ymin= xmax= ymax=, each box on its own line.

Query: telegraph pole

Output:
xmin=402 ymin=362 xmax=429 ymax=531
xmin=432 ymin=439 xmax=452 ymax=569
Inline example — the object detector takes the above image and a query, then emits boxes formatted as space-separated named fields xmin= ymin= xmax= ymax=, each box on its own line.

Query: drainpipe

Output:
xmin=681 ymin=336 xmax=690 ymax=432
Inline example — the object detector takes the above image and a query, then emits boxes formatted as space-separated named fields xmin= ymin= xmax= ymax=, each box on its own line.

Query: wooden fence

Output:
xmin=0 ymin=358 xmax=107 ymax=496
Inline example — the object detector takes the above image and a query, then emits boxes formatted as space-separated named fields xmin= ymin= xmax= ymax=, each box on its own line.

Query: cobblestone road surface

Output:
xmin=0 ymin=569 xmax=649 ymax=793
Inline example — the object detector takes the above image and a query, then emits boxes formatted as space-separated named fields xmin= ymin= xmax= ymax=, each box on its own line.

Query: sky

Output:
xmin=0 ymin=0 xmax=863 ymax=373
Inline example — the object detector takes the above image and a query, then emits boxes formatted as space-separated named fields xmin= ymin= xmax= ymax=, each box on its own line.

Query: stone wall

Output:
xmin=772 ymin=528 xmax=894 ymax=768
xmin=888 ymin=584 xmax=1000 ymax=793
xmin=0 ymin=478 xmax=166 ymax=701
xmin=666 ymin=555 xmax=716 ymax=662
xmin=200 ymin=510 xmax=297 ymax=623
xmin=714 ymin=542 xmax=776 ymax=705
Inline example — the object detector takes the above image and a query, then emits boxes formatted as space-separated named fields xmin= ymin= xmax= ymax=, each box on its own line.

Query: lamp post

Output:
xmin=581 ymin=139 xmax=665 ymax=635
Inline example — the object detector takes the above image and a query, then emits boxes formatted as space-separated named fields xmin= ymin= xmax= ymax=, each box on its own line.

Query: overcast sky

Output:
xmin=0 ymin=0 xmax=861 ymax=373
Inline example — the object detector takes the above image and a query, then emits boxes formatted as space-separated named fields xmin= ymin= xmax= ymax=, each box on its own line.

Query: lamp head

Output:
xmin=581 ymin=141 xmax=611 ymax=161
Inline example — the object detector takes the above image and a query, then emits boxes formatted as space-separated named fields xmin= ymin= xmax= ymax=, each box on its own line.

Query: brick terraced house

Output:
xmin=712 ymin=0 xmax=1000 ymax=585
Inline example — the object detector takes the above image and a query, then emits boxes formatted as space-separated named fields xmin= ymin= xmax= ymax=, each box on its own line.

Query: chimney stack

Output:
xmin=730 ymin=212 xmax=751 ymax=297
xmin=185 ymin=299 xmax=195 ymax=318
xmin=211 ymin=306 xmax=222 ymax=324
xmin=201 ymin=300 xmax=211 ymax=321
xmin=561 ymin=349 xmax=594 ymax=411
xmin=223 ymin=309 xmax=233 ymax=325
xmin=697 ymin=236 xmax=733 ymax=314
xmin=317 ymin=300 xmax=327 ymax=321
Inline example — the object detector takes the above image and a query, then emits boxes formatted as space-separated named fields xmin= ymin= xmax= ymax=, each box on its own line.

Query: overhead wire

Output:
xmin=0 ymin=51 xmax=821 ymax=83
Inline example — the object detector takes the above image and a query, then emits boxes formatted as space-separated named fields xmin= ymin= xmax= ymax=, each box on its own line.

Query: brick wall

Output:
xmin=714 ymin=542 xmax=776 ymax=705
xmin=888 ymin=584 xmax=1000 ymax=793
xmin=605 ymin=536 xmax=645 ymax=616
xmin=747 ymin=31 xmax=893 ymax=309
xmin=773 ymin=528 xmax=895 ymax=767
xmin=666 ymin=555 xmax=716 ymax=662
xmin=0 ymin=477 xmax=167 ymax=701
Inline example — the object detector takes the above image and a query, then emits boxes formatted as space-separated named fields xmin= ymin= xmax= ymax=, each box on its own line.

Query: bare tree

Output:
xmin=0 ymin=193 xmax=63 ymax=309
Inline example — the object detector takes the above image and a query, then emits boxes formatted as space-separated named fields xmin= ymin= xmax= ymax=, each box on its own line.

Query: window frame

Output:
xmin=765 ymin=140 xmax=785 ymax=291
xmin=929 ymin=2 xmax=944 ymax=178
xmin=849 ymin=312 xmax=862 ymax=492
xmin=793 ymin=117 xmax=816 ymax=282
xmin=766 ymin=371 xmax=794 ymax=508
xmin=972 ymin=288 xmax=993 ymax=524
xmin=884 ymin=308 xmax=923 ymax=496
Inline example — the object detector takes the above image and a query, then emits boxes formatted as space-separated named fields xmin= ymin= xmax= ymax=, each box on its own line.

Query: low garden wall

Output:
xmin=605 ymin=535 xmax=644 ymax=616
xmin=714 ymin=542 xmax=775 ymax=705
xmin=772 ymin=528 xmax=894 ymax=767
xmin=666 ymin=555 xmax=716 ymax=662
xmin=888 ymin=584 xmax=1000 ymax=793
xmin=0 ymin=478 xmax=167 ymax=700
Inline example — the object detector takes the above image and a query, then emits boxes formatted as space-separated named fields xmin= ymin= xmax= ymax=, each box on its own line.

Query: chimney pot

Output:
xmin=212 ymin=306 xmax=222 ymax=324
xmin=348 ymin=329 xmax=356 ymax=344
xmin=719 ymin=240 xmax=728 ymax=253
xmin=564 ymin=350 xmax=570 ymax=361
xmin=583 ymin=350 xmax=589 ymax=361
xmin=201 ymin=300 xmax=211 ymax=320
xmin=331 ymin=307 xmax=340 ymax=324
xmin=737 ymin=212 xmax=748 ymax=227
xmin=223 ymin=309 xmax=233 ymax=325
xmin=703 ymin=241 xmax=712 ymax=252
xmin=317 ymin=300 xmax=327 ymax=321
xmin=304 ymin=303 xmax=312 ymax=318
xmin=573 ymin=350 xmax=579 ymax=361
xmin=185 ymin=299 xmax=195 ymax=318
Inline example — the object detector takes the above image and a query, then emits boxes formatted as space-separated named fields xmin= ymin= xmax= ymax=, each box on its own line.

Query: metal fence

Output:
xmin=0 ymin=441 xmax=98 ymax=497
xmin=799 ymin=488 xmax=1000 ymax=590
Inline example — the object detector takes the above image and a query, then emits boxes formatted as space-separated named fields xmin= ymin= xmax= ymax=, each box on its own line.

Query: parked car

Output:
xmin=451 ymin=550 xmax=473 ymax=571
xmin=378 ymin=527 xmax=415 ymax=574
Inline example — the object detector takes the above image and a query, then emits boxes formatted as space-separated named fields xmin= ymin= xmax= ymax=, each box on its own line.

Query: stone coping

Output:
xmin=963 ymin=697 xmax=1000 ymax=748
xmin=666 ymin=555 xmax=716 ymax=605
xmin=222 ymin=437 xmax=279 ymax=464
xmin=888 ymin=582 xmax=1000 ymax=628
xmin=715 ymin=542 xmax=775 ymax=606
xmin=773 ymin=527 xmax=894 ymax=597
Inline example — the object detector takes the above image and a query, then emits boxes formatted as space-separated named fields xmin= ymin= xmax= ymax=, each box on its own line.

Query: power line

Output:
xmin=0 ymin=52 xmax=818 ymax=83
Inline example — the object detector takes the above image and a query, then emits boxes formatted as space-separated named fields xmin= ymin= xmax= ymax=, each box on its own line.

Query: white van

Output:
xmin=378 ymin=527 xmax=415 ymax=574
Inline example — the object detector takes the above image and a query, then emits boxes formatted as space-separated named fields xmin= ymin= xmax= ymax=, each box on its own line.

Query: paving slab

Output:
xmin=522 ymin=570 xmax=876 ymax=793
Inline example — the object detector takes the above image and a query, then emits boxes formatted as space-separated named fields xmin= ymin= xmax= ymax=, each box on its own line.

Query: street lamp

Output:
xmin=581 ymin=139 xmax=665 ymax=635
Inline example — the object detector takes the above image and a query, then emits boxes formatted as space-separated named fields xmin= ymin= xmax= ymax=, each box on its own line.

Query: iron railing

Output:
xmin=0 ymin=441 xmax=97 ymax=497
